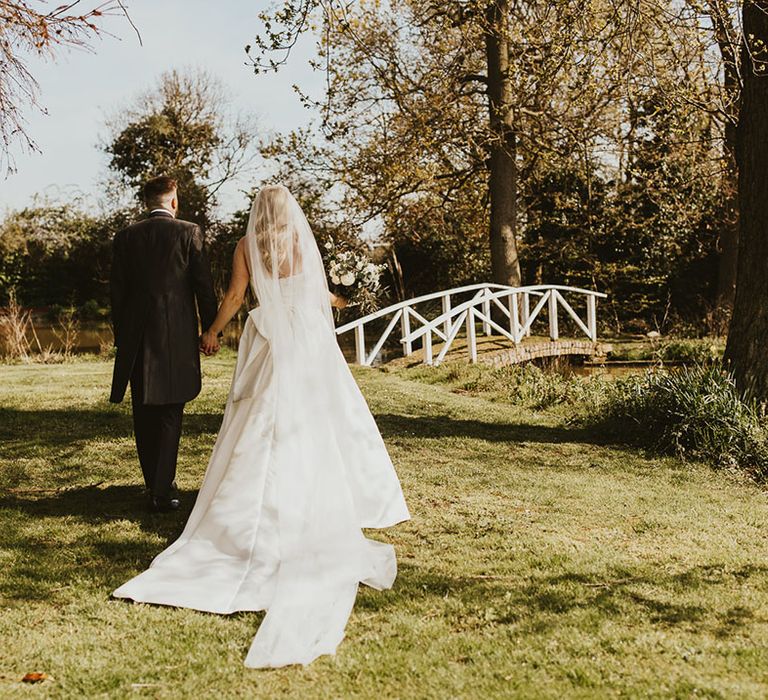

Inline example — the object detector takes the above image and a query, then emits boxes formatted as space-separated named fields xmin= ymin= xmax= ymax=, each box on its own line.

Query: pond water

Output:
xmin=572 ymin=361 xmax=665 ymax=378
xmin=0 ymin=324 xmax=112 ymax=355
xmin=0 ymin=321 xmax=397 ymax=365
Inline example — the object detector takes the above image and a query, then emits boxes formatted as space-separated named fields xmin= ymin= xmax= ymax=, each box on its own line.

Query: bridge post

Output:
xmin=401 ymin=308 xmax=412 ymax=356
xmin=466 ymin=309 xmax=478 ymax=362
xmin=587 ymin=294 xmax=597 ymax=341
xmin=482 ymin=288 xmax=492 ymax=335
xmin=424 ymin=329 xmax=433 ymax=365
xmin=548 ymin=290 xmax=559 ymax=341
xmin=509 ymin=292 xmax=521 ymax=343
xmin=522 ymin=292 xmax=531 ymax=337
xmin=441 ymin=294 xmax=452 ymax=338
xmin=355 ymin=324 xmax=366 ymax=364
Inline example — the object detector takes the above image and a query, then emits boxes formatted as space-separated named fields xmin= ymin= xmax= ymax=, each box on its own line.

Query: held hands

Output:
xmin=200 ymin=329 xmax=220 ymax=356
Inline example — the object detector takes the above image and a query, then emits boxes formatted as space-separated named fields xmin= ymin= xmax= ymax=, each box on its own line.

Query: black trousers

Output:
xmin=129 ymin=344 xmax=185 ymax=497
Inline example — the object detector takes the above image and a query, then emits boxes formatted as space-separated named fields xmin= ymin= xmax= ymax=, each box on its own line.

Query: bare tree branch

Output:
xmin=0 ymin=0 xmax=138 ymax=175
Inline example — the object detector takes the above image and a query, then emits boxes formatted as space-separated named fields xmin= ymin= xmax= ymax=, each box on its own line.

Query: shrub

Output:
xmin=79 ymin=299 xmax=104 ymax=321
xmin=400 ymin=359 xmax=768 ymax=482
xmin=656 ymin=339 xmax=723 ymax=364
xmin=580 ymin=364 xmax=768 ymax=481
xmin=608 ymin=337 xmax=725 ymax=363
xmin=0 ymin=288 xmax=34 ymax=360
xmin=52 ymin=306 xmax=80 ymax=358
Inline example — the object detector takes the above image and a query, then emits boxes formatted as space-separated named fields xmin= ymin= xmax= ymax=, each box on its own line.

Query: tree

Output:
xmin=0 ymin=197 xmax=135 ymax=307
xmin=520 ymin=80 xmax=724 ymax=334
xmin=600 ymin=93 xmax=724 ymax=332
xmin=104 ymin=69 xmax=258 ymax=229
xmin=250 ymin=1 xmax=632 ymax=288
xmin=627 ymin=0 xmax=742 ymax=324
xmin=251 ymin=0 xmax=738 ymax=335
xmin=484 ymin=0 xmax=520 ymax=285
xmin=704 ymin=0 xmax=741 ymax=319
xmin=0 ymin=1 xmax=137 ymax=174
xmin=724 ymin=0 xmax=768 ymax=400
xmin=384 ymin=187 xmax=491 ymax=297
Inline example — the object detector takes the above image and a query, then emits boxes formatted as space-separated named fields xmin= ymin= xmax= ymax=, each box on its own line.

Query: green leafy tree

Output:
xmin=253 ymin=1 xmax=632 ymax=291
xmin=105 ymin=69 xmax=258 ymax=229
xmin=0 ymin=199 xmax=136 ymax=307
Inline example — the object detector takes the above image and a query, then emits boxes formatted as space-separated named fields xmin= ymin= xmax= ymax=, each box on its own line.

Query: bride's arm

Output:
xmin=201 ymin=239 xmax=249 ymax=354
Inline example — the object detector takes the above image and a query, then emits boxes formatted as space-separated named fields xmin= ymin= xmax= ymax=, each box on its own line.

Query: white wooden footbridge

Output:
xmin=335 ymin=283 xmax=608 ymax=367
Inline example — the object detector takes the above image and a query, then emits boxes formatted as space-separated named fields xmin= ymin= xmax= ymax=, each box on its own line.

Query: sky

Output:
xmin=1 ymin=0 xmax=324 ymax=216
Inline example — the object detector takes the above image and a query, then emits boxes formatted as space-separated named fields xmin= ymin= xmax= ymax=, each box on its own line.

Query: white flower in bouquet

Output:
xmin=323 ymin=236 xmax=387 ymax=313
xmin=361 ymin=262 xmax=378 ymax=286
xmin=328 ymin=260 xmax=341 ymax=285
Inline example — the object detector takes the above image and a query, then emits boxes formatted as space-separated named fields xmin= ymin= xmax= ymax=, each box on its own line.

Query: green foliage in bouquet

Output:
xmin=322 ymin=238 xmax=387 ymax=315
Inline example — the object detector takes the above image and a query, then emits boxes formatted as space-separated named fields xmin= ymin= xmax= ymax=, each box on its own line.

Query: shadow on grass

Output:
xmin=358 ymin=562 xmax=768 ymax=638
xmin=0 ymin=483 xmax=196 ymax=525
xmin=0 ymin=406 xmax=621 ymax=458
xmin=0 ymin=404 xmax=686 ymax=619
xmin=0 ymin=406 xmax=224 ymax=455
xmin=0 ymin=484 xmax=199 ymax=602
xmin=374 ymin=412 xmax=617 ymax=448
xmin=2 ymin=483 xmax=767 ymax=643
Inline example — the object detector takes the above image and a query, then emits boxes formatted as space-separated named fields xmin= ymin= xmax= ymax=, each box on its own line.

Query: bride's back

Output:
xmin=243 ymin=184 xmax=332 ymax=330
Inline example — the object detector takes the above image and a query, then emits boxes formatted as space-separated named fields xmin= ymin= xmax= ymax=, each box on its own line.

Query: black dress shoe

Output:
xmin=149 ymin=493 xmax=180 ymax=513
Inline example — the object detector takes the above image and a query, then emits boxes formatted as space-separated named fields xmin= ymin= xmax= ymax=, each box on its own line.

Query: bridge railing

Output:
xmin=335 ymin=283 xmax=607 ymax=366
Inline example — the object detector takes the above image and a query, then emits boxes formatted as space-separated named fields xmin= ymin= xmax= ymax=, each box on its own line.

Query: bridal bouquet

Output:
xmin=323 ymin=238 xmax=386 ymax=313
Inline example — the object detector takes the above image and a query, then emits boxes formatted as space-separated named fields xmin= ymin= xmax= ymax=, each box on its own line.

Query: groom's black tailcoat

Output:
xmin=109 ymin=210 xmax=217 ymax=405
xmin=109 ymin=210 xmax=217 ymax=497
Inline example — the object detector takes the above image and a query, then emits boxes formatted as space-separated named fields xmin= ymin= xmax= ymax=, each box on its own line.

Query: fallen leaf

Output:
xmin=22 ymin=672 xmax=47 ymax=683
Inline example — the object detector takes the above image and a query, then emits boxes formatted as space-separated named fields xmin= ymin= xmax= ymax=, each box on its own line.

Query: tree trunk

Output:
xmin=708 ymin=0 xmax=740 ymax=325
xmin=724 ymin=0 xmax=768 ymax=400
xmin=485 ymin=0 xmax=521 ymax=287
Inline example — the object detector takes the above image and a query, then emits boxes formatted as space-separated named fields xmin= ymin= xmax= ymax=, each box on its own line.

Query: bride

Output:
xmin=113 ymin=184 xmax=410 ymax=668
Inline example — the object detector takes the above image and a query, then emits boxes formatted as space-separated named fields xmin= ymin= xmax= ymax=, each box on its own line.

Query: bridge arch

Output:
xmin=335 ymin=283 xmax=608 ymax=366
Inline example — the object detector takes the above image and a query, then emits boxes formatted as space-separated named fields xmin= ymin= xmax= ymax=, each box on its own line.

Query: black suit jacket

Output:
xmin=109 ymin=211 xmax=218 ymax=405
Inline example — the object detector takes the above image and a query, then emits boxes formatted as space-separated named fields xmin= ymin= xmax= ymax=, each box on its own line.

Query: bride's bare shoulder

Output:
xmin=235 ymin=236 xmax=251 ymax=273
xmin=235 ymin=236 xmax=249 ymax=257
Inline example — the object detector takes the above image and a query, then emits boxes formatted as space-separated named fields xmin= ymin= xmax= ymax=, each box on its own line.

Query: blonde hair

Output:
xmin=251 ymin=185 xmax=300 ymax=275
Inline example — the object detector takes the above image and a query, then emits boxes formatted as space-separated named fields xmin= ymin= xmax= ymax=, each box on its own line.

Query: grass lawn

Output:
xmin=1 ymin=352 xmax=767 ymax=698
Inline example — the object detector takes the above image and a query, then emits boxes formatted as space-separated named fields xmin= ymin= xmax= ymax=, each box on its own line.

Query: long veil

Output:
xmin=244 ymin=183 xmax=334 ymax=343
xmin=240 ymin=185 xmax=396 ymax=667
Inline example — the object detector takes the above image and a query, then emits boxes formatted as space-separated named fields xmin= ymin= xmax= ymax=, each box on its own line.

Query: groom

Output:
xmin=110 ymin=176 xmax=219 ymax=512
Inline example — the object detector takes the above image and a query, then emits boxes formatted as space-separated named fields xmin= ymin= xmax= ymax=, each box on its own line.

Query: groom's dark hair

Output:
xmin=143 ymin=176 xmax=178 ymax=207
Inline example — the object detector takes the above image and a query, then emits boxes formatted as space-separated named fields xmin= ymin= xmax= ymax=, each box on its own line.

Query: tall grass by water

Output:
xmin=580 ymin=364 xmax=768 ymax=482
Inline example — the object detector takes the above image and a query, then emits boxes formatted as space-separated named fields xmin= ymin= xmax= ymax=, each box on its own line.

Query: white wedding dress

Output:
xmin=113 ymin=186 xmax=410 ymax=668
